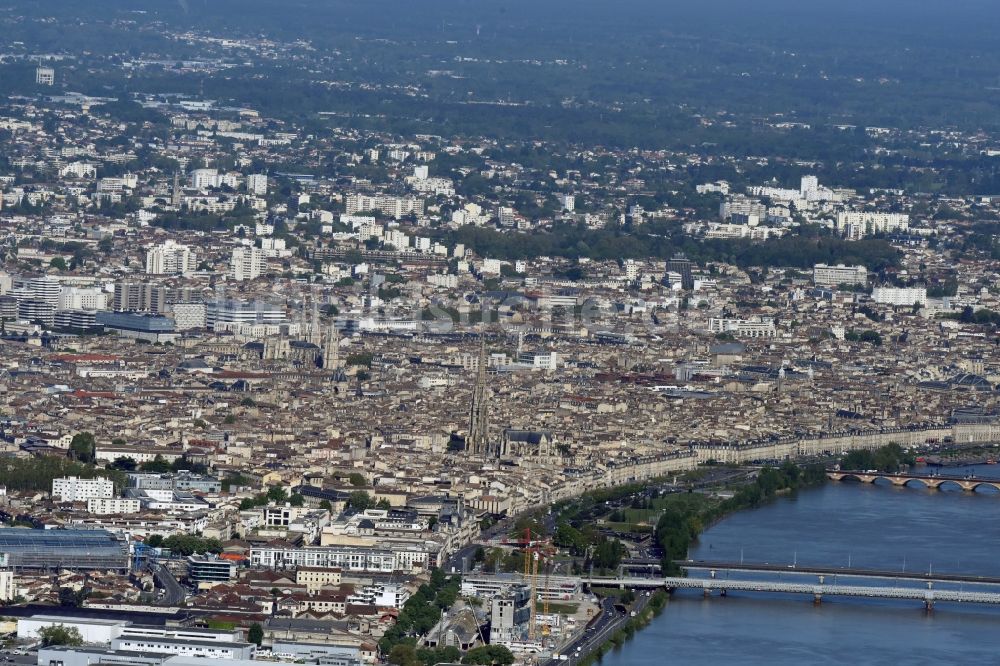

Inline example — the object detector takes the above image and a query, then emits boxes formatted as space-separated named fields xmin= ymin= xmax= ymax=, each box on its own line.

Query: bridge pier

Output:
xmin=720 ymin=589 xmax=727 ymax=597
xmin=813 ymin=593 xmax=822 ymax=605
xmin=924 ymin=600 xmax=934 ymax=612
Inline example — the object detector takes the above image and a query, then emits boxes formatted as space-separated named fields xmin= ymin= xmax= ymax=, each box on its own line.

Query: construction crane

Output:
xmin=523 ymin=528 xmax=539 ymax=642
xmin=541 ymin=552 xmax=552 ymax=637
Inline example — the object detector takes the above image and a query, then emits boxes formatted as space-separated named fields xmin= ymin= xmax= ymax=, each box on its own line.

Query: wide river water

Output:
xmin=599 ymin=464 xmax=1000 ymax=665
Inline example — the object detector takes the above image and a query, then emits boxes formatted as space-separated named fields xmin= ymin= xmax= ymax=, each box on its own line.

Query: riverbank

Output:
xmin=562 ymin=462 xmax=826 ymax=664
xmin=577 ymin=590 xmax=668 ymax=666
xmin=594 ymin=467 xmax=1000 ymax=665
xmin=656 ymin=462 xmax=827 ymax=574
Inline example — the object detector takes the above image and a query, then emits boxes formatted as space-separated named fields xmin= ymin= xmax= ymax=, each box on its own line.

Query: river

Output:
xmin=598 ymin=464 xmax=1000 ymax=665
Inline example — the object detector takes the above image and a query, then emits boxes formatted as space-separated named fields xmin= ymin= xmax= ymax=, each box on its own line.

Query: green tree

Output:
xmin=266 ymin=486 xmax=288 ymax=503
xmin=388 ymin=643 xmax=419 ymax=666
xmin=49 ymin=257 xmax=67 ymax=271
xmin=161 ymin=534 xmax=223 ymax=556
xmin=348 ymin=472 xmax=367 ymax=487
xmin=140 ymin=455 xmax=171 ymax=473
xmin=39 ymin=625 xmax=83 ymax=647
xmin=462 ymin=645 xmax=515 ymax=665
xmin=110 ymin=456 xmax=137 ymax=471
xmin=69 ymin=432 xmax=96 ymax=463
xmin=348 ymin=491 xmax=372 ymax=511
xmin=289 ymin=493 xmax=305 ymax=507
xmin=246 ymin=623 xmax=263 ymax=646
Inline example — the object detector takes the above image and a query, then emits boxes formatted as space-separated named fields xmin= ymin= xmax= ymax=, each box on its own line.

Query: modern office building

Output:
xmin=96 ymin=311 xmax=178 ymax=343
xmin=17 ymin=298 xmax=55 ymax=326
xmin=58 ymin=286 xmax=106 ymax=310
xmin=54 ymin=309 xmax=99 ymax=331
xmin=206 ymin=299 xmax=285 ymax=327
xmin=666 ymin=253 xmax=695 ymax=290
xmin=187 ymin=554 xmax=238 ymax=584
xmin=169 ymin=302 xmax=207 ymax=330
xmin=26 ymin=276 xmax=62 ymax=305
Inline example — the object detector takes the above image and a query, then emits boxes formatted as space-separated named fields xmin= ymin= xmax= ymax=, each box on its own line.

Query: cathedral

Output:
xmin=247 ymin=320 xmax=342 ymax=370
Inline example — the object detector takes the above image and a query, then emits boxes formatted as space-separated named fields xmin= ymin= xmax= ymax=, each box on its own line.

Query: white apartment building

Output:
xmin=836 ymin=211 xmax=909 ymax=237
xmin=813 ymin=264 xmax=868 ymax=288
xmin=345 ymin=193 xmax=425 ymax=219
xmin=384 ymin=229 xmax=410 ymax=249
xmin=409 ymin=176 xmax=455 ymax=197
xmin=427 ymin=273 xmax=458 ymax=289
xmin=247 ymin=174 xmax=268 ymax=196
xmin=800 ymin=175 xmax=819 ymax=200
xmin=87 ymin=498 xmax=141 ymax=515
xmin=52 ymin=476 xmax=115 ymax=502
xmin=35 ymin=67 xmax=54 ymax=85
xmin=188 ymin=169 xmax=238 ymax=190
xmin=498 ymin=206 xmax=516 ymax=226
xmin=0 ymin=571 xmax=13 ymax=601
xmin=145 ymin=240 xmax=197 ymax=275
xmin=259 ymin=237 xmax=288 ymax=257
xmin=720 ymin=196 xmax=767 ymax=221
xmin=347 ymin=583 xmax=411 ymax=609
xmin=872 ymin=286 xmax=927 ymax=307
xmin=708 ymin=317 xmax=778 ymax=338
xmin=249 ymin=543 xmax=430 ymax=572
xmin=558 ymin=193 xmax=576 ymax=212
xmin=230 ymin=246 xmax=266 ymax=281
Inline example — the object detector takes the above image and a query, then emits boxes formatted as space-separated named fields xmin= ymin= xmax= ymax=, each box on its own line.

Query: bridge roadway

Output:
xmin=827 ymin=469 xmax=1000 ymax=492
xmin=576 ymin=575 xmax=1000 ymax=609
xmin=678 ymin=560 xmax=1000 ymax=586
xmin=502 ymin=571 xmax=1000 ymax=609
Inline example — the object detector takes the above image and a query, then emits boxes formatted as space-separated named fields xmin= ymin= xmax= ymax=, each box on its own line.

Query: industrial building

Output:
xmin=0 ymin=528 xmax=129 ymax=570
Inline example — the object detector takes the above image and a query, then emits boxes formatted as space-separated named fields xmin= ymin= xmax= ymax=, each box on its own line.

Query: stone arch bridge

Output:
xmin=828 ymin=470 xmax=1000 ymax=493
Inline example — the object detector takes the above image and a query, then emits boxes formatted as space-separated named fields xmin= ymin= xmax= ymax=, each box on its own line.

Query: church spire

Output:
xmin=467 ymin=336 xmax=491 ymax=457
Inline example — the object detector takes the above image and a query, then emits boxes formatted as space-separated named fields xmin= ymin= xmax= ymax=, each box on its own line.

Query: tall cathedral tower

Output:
xmin=466 ymin=338 xmax=491 ymax=457
xmin=171 ymin=171 xmax=182 ymax=207
xmin=323 ymin=320 xmax=341 ymax=370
